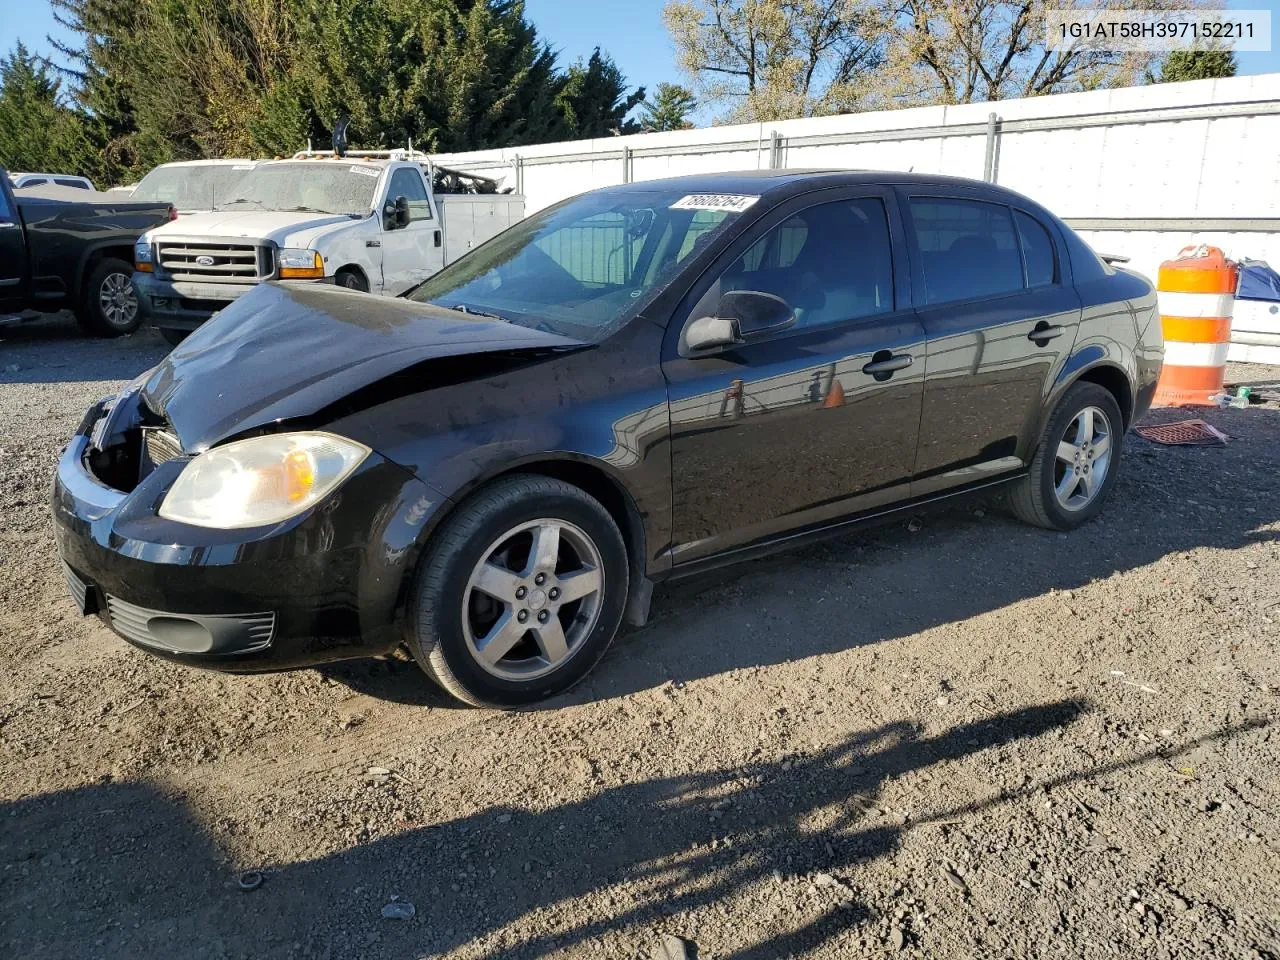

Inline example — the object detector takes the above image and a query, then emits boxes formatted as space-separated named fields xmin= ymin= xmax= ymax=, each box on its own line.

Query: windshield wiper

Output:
xmin=445 ymin=302 xmax=511 ymax=323
xmin=285 ymin=205 xmax=334 ymax=215
xmin=218 ymin=197 xmax=265 ymax=209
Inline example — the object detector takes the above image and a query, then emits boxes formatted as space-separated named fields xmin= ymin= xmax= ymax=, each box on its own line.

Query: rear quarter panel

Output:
xmin=1046 ymin=268 xmax=1162 ymax=432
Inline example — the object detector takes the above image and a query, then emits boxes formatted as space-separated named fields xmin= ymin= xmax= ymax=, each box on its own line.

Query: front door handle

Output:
xmin=862 ymin=352 xmax=913 ymax=379
xmin=1028 ymin=323 xmax=1064 ymax=345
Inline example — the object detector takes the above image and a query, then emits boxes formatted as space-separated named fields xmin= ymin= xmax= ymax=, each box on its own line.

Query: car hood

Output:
xmin=146 ymin=208 xmax=357 ymax=245
xmin=136 ymin=283 xmax=589 ymax=451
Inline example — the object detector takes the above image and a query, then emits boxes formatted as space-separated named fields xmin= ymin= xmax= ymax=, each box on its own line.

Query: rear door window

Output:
xmin=55 ymin=178 xmax=89 ymax=189
xmin=1015 ymin=210 xmax=1056 ymax=287
xmin=908 ymin=197 xmax=1023 ymax=304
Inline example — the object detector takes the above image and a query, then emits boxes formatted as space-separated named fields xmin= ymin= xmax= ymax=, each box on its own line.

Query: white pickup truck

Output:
xmin=132 ymin=151 xmax=524 ymax=344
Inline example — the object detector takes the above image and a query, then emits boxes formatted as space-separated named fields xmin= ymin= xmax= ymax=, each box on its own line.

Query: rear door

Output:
xmin=379 ymin=165 xmax=442 ymax=294
xmin=0 ymin=179 xmax=27 ymax=314
xmin=902 ymin=191 xmax=1081 ymax=496
xmin=662 ymin=187 xmax=925 ymax=565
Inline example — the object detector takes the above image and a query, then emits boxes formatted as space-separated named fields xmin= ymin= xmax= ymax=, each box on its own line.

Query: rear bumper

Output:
xmin=133 ymin=272 xmax=258 ymax=330
xmin=51 ymin=401 xmax=453 ymax=671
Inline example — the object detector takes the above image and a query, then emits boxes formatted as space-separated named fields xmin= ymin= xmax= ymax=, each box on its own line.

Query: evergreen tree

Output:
xmin=0 ymin=43 xmax=96 ymax=176
xmin=638 ymin=82 xmax=697 ymax=132
xmin=1153 ymin=49 xmax=1238 ymax=83
xmin=556 ymin=48 xmax=645 ymax=137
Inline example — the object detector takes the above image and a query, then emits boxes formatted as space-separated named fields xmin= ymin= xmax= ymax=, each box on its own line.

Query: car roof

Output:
xmin=12 ymin=172 xmax=90 ymax=180
xmin=602 ymin=169 xmax=1045 ymax=208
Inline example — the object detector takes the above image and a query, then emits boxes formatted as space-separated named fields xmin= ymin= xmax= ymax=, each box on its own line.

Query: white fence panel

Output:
xmin=430 ymin=73 xmax=1280 ymax=286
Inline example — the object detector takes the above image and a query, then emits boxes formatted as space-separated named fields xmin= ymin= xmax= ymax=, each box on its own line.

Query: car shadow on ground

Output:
xmin=0 ymin=314 xmax=168 ymax=384
xmin=2 ymin=704 xmax=1265 ymax=958
xmin=325 ymin=405 xmax=1280 ymax=709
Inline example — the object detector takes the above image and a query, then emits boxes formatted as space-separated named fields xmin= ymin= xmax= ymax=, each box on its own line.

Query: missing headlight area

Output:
xmin=84 ymin=391 xmax=183 ymax=492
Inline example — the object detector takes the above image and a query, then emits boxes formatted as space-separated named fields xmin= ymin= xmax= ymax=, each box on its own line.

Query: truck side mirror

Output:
xmin=383 ymin=196 xmax=411 ymax=230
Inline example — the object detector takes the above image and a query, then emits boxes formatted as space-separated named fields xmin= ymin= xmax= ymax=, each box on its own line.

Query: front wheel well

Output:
xmin=1073 ymin=365 xmax=1134 ymax=429
xmin=333 ymin=265 xmax=370 ymax=290
xmin=498 ymin=461 xmax=645 ymax=573
xmin=79 ymin=246 xmax=135 ymax=292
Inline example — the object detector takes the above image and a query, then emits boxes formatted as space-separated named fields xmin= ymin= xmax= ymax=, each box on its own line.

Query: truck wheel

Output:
xmin=335 ymin=269 xmax=368 ymax=292
xmin=79 ymin=259 xmax=141 ymax=337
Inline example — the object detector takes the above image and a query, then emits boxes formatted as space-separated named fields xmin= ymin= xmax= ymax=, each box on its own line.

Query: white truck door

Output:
xmin=378 ymin=165 xmax=444 ymax=295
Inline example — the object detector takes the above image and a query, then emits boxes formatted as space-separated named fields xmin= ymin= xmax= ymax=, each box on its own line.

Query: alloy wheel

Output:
xmin=461 ymin=518 xmax=605 ymax=681
xmin=99 ymin=272 xmax=138 ymax=329
xmin=1053 ymin=405 xmax=1112 ymax=511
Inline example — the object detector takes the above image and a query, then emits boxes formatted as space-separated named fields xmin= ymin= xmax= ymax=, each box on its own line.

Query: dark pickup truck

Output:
xmin=0 ymin=169 xmax=174 ymax=336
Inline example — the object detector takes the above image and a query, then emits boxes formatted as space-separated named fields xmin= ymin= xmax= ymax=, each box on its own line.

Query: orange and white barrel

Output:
xmin=1153 ymin=245 xmax=1238 ymax=406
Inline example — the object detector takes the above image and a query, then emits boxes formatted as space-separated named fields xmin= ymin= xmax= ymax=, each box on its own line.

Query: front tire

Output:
xmin=335 ymin=269 xmax=369 ymax=292
xmin=406 ymin=475 xmax=629 ymax=707
xmin=77 ymin=258 xmax=141 ymax=337
xmin=1009 ymin=381 xmax=1124 ymax=531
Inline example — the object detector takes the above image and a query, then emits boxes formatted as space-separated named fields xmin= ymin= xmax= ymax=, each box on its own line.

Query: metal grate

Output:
xmin=1134 ymin=419 xmax=1229 ymax=446
xmin=156 ymin=241 xmax=271 ymax=282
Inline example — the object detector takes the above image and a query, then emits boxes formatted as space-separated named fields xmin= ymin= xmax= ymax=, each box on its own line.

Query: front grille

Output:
xmin=143 ymin=428 xmax=182 ymax=467
xmin=105 ymin=596 xmax=275 ymax=654
xmin=157 ymin=241 xmax=272 ymax=282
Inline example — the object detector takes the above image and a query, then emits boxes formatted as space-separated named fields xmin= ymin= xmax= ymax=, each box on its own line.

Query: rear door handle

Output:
xmin=862 ymin=352 xmax=913 ymax=377
xmin=1028 ymin=323 xmax=1064 ymax=344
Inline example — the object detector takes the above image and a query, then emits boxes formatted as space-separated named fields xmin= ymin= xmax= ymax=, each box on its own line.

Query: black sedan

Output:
xmin=52 ymin=171 xmax=1163 ymax=706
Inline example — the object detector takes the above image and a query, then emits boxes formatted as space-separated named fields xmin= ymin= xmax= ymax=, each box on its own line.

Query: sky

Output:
xmin=3 ymin=0 xmax=1279 ymax=123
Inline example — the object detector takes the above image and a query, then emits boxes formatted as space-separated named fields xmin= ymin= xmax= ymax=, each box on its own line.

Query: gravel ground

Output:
xmin=1 ymin=313 xmax=1278 ymax=960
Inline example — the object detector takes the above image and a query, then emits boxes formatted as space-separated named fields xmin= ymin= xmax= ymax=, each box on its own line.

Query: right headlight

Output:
xmin=134 ymin=239 xmax=153 ymax=273
xmin=158 ymin=431 xmax=370 ymax=529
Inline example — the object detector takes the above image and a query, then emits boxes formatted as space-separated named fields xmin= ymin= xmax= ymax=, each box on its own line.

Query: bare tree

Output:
xmin=663 ymin=0 xmax=884 ymax=121
xmin=871 ymin=0 xmax=1215 ymax=107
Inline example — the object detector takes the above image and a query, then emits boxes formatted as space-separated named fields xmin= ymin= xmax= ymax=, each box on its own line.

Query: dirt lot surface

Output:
xmin=1 ymin=314 xmax=1278 ymax=960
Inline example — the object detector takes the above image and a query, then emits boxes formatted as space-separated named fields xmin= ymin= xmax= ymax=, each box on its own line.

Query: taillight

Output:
xmin=167 ymin=205 xmax=178 ymax=221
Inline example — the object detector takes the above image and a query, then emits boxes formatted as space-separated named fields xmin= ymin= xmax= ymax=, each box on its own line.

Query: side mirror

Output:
xmin=685 ymin=315 xmax=742 ymax=352
xmin=685 ymin=290 xmax=795 ymax=354
xmin=384 ymin=195 xmax=411 ymax=229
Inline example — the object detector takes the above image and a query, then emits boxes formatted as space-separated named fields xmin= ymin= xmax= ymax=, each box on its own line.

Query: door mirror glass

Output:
xmin=719 ymin=289 xmax=795 ymax=338
xmin=384 ymin=195 xmax=411 ymax=230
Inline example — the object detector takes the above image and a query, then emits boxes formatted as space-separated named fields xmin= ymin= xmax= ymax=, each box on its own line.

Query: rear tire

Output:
xmin=78 ymin=258 xmax=141 ymax=337
xmin=406 ymin=475 xmax=629 ymax=708
xmin=1009 ymin=381 xmax=1124 ymax=531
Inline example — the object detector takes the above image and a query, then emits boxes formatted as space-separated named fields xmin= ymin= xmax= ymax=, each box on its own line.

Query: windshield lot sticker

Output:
xmin=349 ymin=166 xmax=381 ymax=177
xmin=232 ymin=164 xmax=255 ymax=171
xmin=671 ymin=194 xmax=759 ymax=213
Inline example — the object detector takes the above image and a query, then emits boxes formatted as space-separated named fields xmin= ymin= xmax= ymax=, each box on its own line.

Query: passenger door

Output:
xmin=0 ymin=181 xmax=27 ymax=314
xmin=378 ymin=166 xmax=442 ymax=295
xmin=902 ymin=192 xmax=1081 ymax=496
xmin=662 ymin=189 xmax=925 ymax=566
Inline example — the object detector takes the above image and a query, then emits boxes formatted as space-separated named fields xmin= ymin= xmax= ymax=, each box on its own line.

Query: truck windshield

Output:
xmin=134 ymin=164 xmax=255 ymax=212
xmin=215 ymin=163 xmax=379 ymax=217
xmin=407 ymin=186 xmax=753 ymax=341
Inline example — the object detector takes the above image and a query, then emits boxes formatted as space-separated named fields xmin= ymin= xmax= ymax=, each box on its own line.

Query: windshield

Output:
xmin=408 ymin=186 xmax=754 ymax=341
xmin=215 ymin=162 xmax=380 ymax=216
xmin=133 ymin=164 xmax=254 ymax=211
